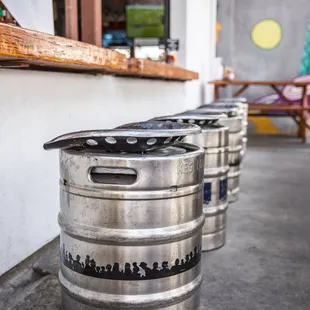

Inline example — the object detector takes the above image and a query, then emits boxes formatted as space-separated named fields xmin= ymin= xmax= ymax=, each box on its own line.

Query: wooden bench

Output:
xmin=209 ymin=80 xmax=310 ymax=143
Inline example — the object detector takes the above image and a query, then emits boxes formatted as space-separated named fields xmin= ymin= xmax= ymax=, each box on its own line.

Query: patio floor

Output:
xmin=1 ymin=135 xmax=310 ymax=310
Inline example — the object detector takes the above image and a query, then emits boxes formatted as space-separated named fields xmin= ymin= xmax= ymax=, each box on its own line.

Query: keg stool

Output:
xmin=44 ymin=121 xmax=205 ymax=310
xmin=195 ymin=106 xmax=243 ymax=203
xmin=154 ymin=113 xmax=229 ymax=251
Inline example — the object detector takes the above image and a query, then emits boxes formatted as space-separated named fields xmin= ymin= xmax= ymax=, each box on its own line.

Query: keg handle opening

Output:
xmin=89 ymin=167 xmax=137 ymax=185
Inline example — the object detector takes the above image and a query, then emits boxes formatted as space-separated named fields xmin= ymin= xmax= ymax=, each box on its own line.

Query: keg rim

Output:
xmin=214 ymin=97 xmax=247 ymax=103
xmin=153 ymin=111 xmax=227 ymax=126
xmin=115 ymin=120 xmax=200 ymax=137
xmin=208 ymin=102 xmax=245 ymax=109
xmin=43 ymin=121 xmax=201 ymax=152
xmin=196 ymin=106 xmax=239 ymax=116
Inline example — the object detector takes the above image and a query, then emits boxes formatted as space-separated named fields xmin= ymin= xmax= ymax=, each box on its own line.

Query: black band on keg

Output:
xmin=60 ymin=244 xmax=201 ymax=280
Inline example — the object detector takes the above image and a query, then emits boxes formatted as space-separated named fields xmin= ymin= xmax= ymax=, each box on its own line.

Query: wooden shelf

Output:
xmin=0 ymin=24 xmax=198 ymax=81
xmin=127 ymin=58 xmax=198 ymax=81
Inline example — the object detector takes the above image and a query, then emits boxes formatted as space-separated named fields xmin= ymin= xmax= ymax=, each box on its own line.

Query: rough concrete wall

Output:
xmin=217 ymin=0 xmax=310 ymax=99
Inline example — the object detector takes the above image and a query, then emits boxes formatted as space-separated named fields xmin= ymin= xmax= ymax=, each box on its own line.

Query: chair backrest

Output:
xmin=253 ymin=93 xmax=279 ymax=104
xmin=282 ymin=74 xmax=310 ymax=103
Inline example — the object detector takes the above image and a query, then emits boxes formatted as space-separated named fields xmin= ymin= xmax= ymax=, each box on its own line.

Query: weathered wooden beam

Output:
xmin=0 ymin=24 xmax=199 ymax=81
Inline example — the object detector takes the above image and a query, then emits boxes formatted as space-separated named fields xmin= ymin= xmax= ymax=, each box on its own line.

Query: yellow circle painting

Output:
xmin=252 ymin=19 xmax=282 ymax=50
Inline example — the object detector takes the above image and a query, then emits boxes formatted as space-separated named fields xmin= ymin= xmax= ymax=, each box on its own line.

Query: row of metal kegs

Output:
xmin=44 ymin=96 xmax=248 ymax=310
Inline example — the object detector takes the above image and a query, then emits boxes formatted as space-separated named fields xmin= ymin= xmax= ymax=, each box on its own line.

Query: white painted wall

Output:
xmin=2 ymin=0 xmax=54 ymax=34
xmin=170 ymin=0 xmax=218 ymax=105
xmin=0 ymin=69 xmax=200 ymax=275
xmin=0 ymin=0 xmax=217 ymax=275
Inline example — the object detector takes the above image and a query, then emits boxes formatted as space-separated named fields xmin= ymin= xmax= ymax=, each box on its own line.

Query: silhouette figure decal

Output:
xmin=61 ymin=244 xmax=201 ymax=280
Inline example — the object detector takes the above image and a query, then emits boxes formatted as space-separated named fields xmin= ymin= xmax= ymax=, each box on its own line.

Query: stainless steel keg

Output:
xmin=196 ymin=106 xmax=243 ymax=202
xmin=227 ymin=165 xmax=241 ymax=203
xmin=212 ymin=99 xmax=249 ymax=156
xmin=154 ymin=113 xmax=229 ymax=252
xmin=196 ymin=106 xmax=243 ymax=165
xmin=212 ymin=101 xmax=248 ymax=131
xmin=240 ymin=102 xmax=249 ymax=158
xmin=241 ymin=137 xmax=248 ymax=159
xmin=44 ymin=121 xmax=205 ymax=310
xmin=218 ymin=108 xmax=245 ymax=164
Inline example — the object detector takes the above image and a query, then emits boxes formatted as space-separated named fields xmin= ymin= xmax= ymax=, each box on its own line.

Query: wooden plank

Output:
xmin=249 ymin=103 xmax=310 ymax=135
xmin=270 ymin=84 xmax=300 ymax=129
xmin=0 ymin=24 xmax=128 ymax=72
xmin=210 ymin=80 xmax=310 ymax=87
xmin=233 ymin=84 xmax=249 ymax=97
xmin=248 ymin=104 xmax=310 ymax=111
xmin=214 ymin=85 xmax=219 ymax=100
xmin=127 ymin=58 xmax=199 ymax=81
xmin=0 ymin=24 xmax=198 ymax=81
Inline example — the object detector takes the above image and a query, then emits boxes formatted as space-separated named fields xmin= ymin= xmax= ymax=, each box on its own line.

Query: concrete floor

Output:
xmin=1 ymin=135 xmax=310 ymax=310
xmin=200 ymin=135 xmax=310 ymax=310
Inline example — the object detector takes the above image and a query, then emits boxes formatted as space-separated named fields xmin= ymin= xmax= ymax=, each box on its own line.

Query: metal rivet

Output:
xmin=105 ymin=137 xmax=117 ymax=144
xmin=126 ymin=137 xmax=138 ymax=144
xmin=164 ymin=137 xmax=172 ymax=144
xmin=86 ymin=139 xmax=98 ymax=146
xmin=147 ymin=138 xmax=157 ymax=145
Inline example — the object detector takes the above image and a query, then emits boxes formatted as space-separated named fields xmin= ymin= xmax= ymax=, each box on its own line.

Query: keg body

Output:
xmin=213 ymin=101 xmax=248 ymax=132
xmin=241 ymin=104 xmax=249 ymax=159
xmin=241 ymin=137 xmax=248 ymax=159
xmin=219 ymin=116 xmax=243 ymax=202
xmin=213 ymin=99 xmax=249 ymax=147
xmin=227 ymin=165 xmax=241 ymax=203
xmin=219 ymin=116 xmax=243 ymax=165
xmin=58 ymin=143 xmax=205 ymax=310
xmin=241 ymin=105 xmax=249 ymax=136
xmin=200 ymin=100 xmax=248 ymax=202
xmin=185 ymin=124 xmax=229 ymax=251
